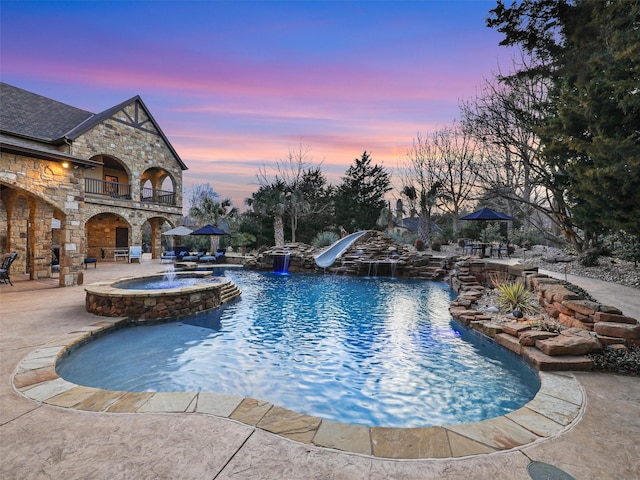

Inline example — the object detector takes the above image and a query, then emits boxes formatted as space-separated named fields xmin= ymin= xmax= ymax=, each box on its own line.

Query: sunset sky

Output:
xmin=1 ymin=1 xmax=513 ymax=210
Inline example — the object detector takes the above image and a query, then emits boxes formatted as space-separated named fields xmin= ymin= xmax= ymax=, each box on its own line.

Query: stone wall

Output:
xmin=71 ymin=103 xmax=184 ymax=206
xmin=0 ymin=153 xmax=85 ymax=284
xmin=1 ymin=98 xmax=185 ymax=285
xmin=244 ymin=232 xmax=449 ymax=280
xmin=85 ymin=278 xmax=241 ymax=322
xmin=448 ymin=260 xmax=639 ymax=371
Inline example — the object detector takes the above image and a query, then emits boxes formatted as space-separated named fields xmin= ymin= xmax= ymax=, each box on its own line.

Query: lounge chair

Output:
xmin=199 ymin=249 xmax=226 ymax=264
xmin=183 ymin=251 xmax=206 ymax=262
xmin=0 ymin=252 xmax=19 ymax=286
xmin=161 ymin=251 xmax=176 ymax=263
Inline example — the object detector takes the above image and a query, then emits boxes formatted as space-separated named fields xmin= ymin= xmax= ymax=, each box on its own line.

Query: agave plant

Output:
xmin=496 ymin=282 xmax=536 ymax=315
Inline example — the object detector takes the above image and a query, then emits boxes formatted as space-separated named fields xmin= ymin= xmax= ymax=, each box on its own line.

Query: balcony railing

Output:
xmin=85 ymin=179 xmax=176 ymax=206
xmin=141 ymin=187 xmax=176 ymax=206
xmin=85 ymin=178 xmax=131 ymax=199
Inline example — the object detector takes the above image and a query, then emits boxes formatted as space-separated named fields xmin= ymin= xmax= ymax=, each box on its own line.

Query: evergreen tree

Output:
xmin=333 ymin=152 xmax=391 ymax=233
xmin=544 ymin=0 xmax=640 ymax=236
xmin=488 ymin=0 xmax=640 ymax=246
xmin=290 ymin=168 xmax=335 ymax=243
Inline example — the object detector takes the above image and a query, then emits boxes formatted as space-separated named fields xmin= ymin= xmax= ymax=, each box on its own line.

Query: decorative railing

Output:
xmin=85 ymin=178 xmax=131 ymax=199
xmin=141 ymin=187 xmax=176 ymax=206
xmin=85 ymin=179 xmax=176 ymax=206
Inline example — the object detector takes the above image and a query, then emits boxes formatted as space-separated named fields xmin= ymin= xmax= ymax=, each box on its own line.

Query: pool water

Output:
xmin=115 ymin=276 xmax=220 ymax=290
xmin=58 ymin=271 xmax=540 ymax=428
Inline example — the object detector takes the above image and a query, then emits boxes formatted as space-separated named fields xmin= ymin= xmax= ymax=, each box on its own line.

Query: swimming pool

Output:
xmin=58 ymin=270 xmax=540 ymax=428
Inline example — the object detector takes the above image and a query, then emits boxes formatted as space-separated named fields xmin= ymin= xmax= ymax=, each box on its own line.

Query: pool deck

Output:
xmin=1 ymin=259 xmax=639 ymax=479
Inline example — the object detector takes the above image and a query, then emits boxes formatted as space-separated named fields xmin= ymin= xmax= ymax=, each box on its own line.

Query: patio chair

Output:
xmin=51 ymin=248 xmax=60 ymax=273
xmin=0 ymin=252 xmax=19 ymax=286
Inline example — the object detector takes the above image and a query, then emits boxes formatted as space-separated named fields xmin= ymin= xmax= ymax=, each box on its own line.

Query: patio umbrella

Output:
xmin=162 ymin=225 xmax=193 ymax=236
xmin=161 ymin=225 xmax=193 ymax=250
xmin=189 ymin=224 xmax=227 ymax=252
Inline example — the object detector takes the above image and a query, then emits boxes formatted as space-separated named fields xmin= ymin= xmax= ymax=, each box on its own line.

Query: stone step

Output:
xmin=535 ymin=331 xmax=602 ymax=356
xmin=518 ymin=330 xmax=558 ymax=346
xmin=521 ymin=346 xmax=593 ymax=371
xmin=501 ymin=322 xmax=531 ymax=337
xmin=593 ymin=312 xmax=638 ymax=325
xmin=594 ymin=322 xmax=640 ymax=340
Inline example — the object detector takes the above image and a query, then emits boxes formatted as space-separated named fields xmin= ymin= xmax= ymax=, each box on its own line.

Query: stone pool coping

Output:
xmin=12 ymin=317 xmax=585 ymax=460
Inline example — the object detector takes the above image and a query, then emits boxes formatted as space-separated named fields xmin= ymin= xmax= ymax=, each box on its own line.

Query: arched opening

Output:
xmin=85 ymin=212 xmax=131 ymax=261
xmin=0 ymin=183 xmax=69 ymax=282
xmin=140 ymin=167 xmax=176 ymax=205
xmin=85 ymin=155 xmax=132 ymax=199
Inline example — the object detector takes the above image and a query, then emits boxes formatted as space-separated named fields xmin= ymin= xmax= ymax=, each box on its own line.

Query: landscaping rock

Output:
xmin=521 ymin=346 xmax=593 ymax=371
xmin=593 ymin=312 xmax=638 ymax=325
xmin=518 ymin=330 xmax=557 ymax=346
xmin=594 ymin=322 xmax=640 ymax=340
xmin=563 ymin=299 xmax=599 ymax=316
xmin=535 ymin=329 xmax=602 ymax=356
xmin=495 ymin=333 xmax=521 ymax=355
xmin=501 ymin=322 xmax=531 ymax=337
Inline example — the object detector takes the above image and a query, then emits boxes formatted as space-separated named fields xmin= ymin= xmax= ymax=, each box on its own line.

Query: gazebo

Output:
xmin=460 ymin=207 xmax=514 ymax=257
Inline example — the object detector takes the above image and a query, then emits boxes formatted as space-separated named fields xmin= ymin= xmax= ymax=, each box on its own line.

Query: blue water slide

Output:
xmin=314 ymin=230 xmax=369 ymax=268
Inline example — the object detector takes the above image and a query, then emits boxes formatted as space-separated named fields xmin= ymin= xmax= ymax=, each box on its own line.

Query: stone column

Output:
xmin=7 ymin=192 xmax=28 ymax=275
xmin=59 ymin=201 xmax=85 ymax=287
xmin=30 ymin=199 xmax=54 ymax=279
xmin=149 ymin=217 xmax=163 ymax=259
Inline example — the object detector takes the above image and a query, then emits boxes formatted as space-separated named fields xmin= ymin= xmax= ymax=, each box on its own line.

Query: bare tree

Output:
xmin=399 ymin=133 xmax=443 ymax=245
xmin=431 ymin=122 xmax=479 ymax=237
xmin=257 ymin=143 xmax=326 ymax=243
xmin=460 ymin=62 xmax=583 ymax=248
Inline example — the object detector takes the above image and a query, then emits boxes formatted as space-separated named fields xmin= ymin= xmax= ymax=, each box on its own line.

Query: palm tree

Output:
xmin=377 ymin=204 xmax=395 ymax=233
xmin=189 ymin=190 xmax=237 ymax=252
xmin=245 ymin=181 xmax=287 ymax=247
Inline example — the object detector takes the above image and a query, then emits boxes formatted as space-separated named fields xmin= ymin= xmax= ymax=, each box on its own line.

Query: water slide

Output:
xmin=314 ymin=230 xmax=369 ymax=268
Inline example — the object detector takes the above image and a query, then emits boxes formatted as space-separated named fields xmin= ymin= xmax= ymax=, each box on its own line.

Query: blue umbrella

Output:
xmin=189 ymin=224 xmax=227 ymax=236
xmin=459 ymin=207 xmax=513 ymax=221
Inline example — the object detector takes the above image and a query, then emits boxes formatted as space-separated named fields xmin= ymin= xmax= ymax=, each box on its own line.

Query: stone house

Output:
xmin=0 ymin=82 xmax=187 ymax=286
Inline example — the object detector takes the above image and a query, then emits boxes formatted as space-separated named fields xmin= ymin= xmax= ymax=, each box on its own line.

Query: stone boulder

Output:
xmin=535 ymin=328 xmax=602 ymax=356
xmin=594 ymin=322 xmax=640 ymax=340
xmin=518 ymin=330 xmax=557 ymax=346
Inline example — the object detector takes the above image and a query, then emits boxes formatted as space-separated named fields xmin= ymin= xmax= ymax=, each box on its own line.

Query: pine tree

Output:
xmin=333 ymin=152 xmax=391 ymax=233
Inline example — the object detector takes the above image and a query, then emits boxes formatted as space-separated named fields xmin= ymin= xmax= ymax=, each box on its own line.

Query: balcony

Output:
xmin=86 ymin=178 xmax=131 ymax=199
xmin=85 ymin=179 xmax=176 ymax=206
xmin=141 ymin=187 xmax=176 ymax=206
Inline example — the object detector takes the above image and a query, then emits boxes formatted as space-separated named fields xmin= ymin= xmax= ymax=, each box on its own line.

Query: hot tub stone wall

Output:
xmin=85 ymin=279 xmax=241 ymax=322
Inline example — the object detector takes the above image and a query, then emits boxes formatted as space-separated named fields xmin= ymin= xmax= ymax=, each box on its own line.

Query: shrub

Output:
xmin=414 ymin=238 xmax=425 ymax=251
xmin=607 ymin=231 xmax=640 ymax=267
xmin=312 ymin=231 xmax=340 ymax=248
xmin=496 ymin=282 xmax=536 ymax=314
xmin=579 ymin=247 xmax=600 ymax=267
xmin=431 ymin=240 xmax=441 ymax=252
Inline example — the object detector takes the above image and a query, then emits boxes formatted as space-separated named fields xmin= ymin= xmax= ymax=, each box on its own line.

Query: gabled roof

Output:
xmin=0 ymin=82 xmax=188 ymax=170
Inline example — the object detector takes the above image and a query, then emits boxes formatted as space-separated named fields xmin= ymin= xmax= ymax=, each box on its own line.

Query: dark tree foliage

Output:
xmin=288 ymin=168 xmax=335 ymax=243
xmin=549 ymin=1 xmax=640 ymax=236
xmin=488 ymin=0 xmax=640 ymax=243
xmin=333 ymin=151 xmax=392 ymax=233
xmin=245 ymin=180 xmax=287 ymax=246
